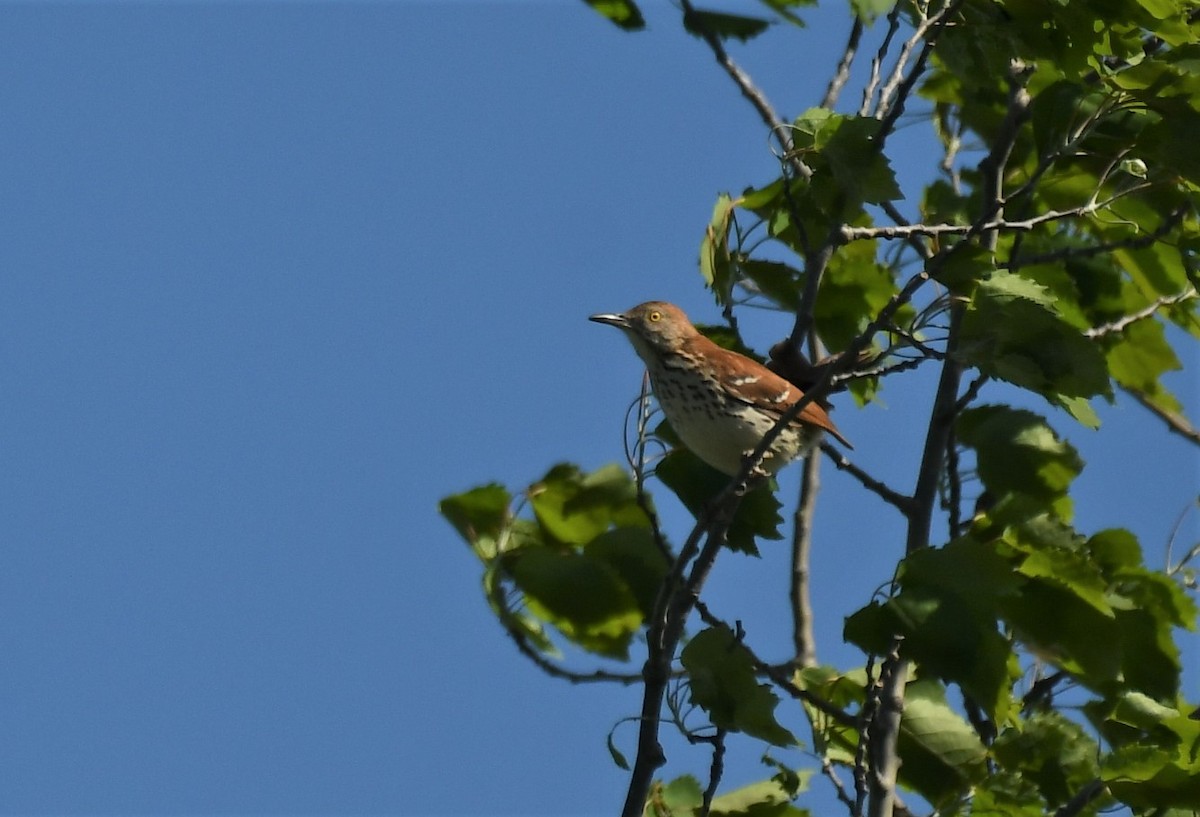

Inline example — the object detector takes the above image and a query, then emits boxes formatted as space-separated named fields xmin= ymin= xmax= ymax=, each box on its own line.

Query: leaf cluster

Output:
xmin=446 ymin=1 xmax=1200 ymax=815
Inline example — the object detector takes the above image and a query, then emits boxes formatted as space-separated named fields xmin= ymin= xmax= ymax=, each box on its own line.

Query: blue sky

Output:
xmin=0 ymin=3 xmax=1195 ymax=815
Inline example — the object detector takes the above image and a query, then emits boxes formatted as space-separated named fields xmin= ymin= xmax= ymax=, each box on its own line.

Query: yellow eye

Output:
xmin=648 ymin=310 xmax=662 ymax=322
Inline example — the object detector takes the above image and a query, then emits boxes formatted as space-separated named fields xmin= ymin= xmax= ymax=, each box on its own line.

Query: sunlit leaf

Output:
xmin=895 ymin=680 xmax=989 ymax=806
xmin=957 ymin=406 xmax=1083 ymax=504
xmin=582 ymin=0 xmax=645 ymax=31
xmin=508 ymin=548 xmax=643 ymax=658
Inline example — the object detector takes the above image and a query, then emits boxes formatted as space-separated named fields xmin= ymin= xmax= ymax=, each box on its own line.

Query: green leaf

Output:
xmin=439 ymin=483 xmax=510 ymax=544
xmin=581 ymin=0 xmax=645 ymax=31
xmin=709 ymin=765 xmax=811 ymax=816
xmin=530 ymin=463 xmax=637 ymax=546
xmin=1103 ymin=739 xmax=1200 ymax=809
xmin=606 ymin=727 xmax=630 ymax=770
xmin=895 ymin=680 xmax=989 ymax=806
xmin=957 ymin=406 xmax=1083 ymax=505
xmin=654 ymin=446 xmax=784 ymax=555
xmin=439 ymin=483 xmax=512 ymax=559
xmin=849 ymin=0 xmax=897 ymax=21
xmin=960 ymin=273 xmax=1111 ymax=400
xmin=845 ymin=536 xmax=1022 ymax=722
xmin=758 ymin=0 xmax=816 ymax=27
xmin=683 ymin=9 xmax=772 ymax=42
xmin=586 ymin=527 xmax=670 ymax=617
xmin=1104 ymin=316 xmax=1183 ymax=413
xmin=508 ymin=548 xmax=643 ymax=658
xmin=738 ymin=258 xmax=804 ymax=308
xmin=791 ymin=109 xmax=900 ymax=209
xmin=1086 ymin=528 xmax=1142 ymax=571
xmin=700 ymin=193 xmax=737 ymax=303
xmin=645 ymin=775 xmax=704 ymax=817
xmin=964 ymin=771 xmax=1048 ymax=817
xmin=1002 ymin=580 xmax=1122 ymax=686
xmin=816 ymin=240 xmax=896 ymax=351
xmin=681 ymin=626 xmax=797 ymax=746
xmin=993 ymin=711 xmax=1101 ymax=808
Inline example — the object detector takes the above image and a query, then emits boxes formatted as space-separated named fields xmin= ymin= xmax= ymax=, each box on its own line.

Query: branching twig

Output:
xmin=876 ymin=1 xmax=960 ymax=146
xmin=821 ymin=757 xmax=859 ymax=816
xmin=839 ymin=200 xmax=1123 ymax=242
xmin=698 ymin=728 xmax=727 ymax=816
xmin=1084 ymin=288 xmax=1197 ymax=338
xmin=1002 ymin=203 xmax=1190 ymax=268
xmin=504 ymin=627 xmax=646 ymax=685
xmin=679 ymin=0 xmax=812 ymax=181
xmin=860 ymin=5 xmax=902 ymax=117
xmin=1022 ymin=670 xmax=1067 ymax=712
xmin=629 ymin=374 xmax=673 ymax=561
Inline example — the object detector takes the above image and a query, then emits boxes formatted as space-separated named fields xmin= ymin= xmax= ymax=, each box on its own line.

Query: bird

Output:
xmin=590 ymin=301 xmax=851 ymax=476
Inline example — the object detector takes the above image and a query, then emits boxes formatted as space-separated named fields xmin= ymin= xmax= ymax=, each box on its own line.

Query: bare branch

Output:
xmin=1002 ymin=203 xmax=1189 ymax=268
xmin=821 ymin=17 xmax=864 ymax=110
xmin=679 ymin=0 xmax=811 ymax=181
xmin=1084 ymin=288 xmax=1197 ymax=339
xmin=839 ymin=202 xmax=1110 ymax=242
xmin=867 ymin=638 xmax=909 ymax=817
xmin=698 ymin=728 xmax=727 ymax=816
xmin=791 ymin=453 xmax=822 ymax=667
xmin=822 ymin=443 xmax=915 ymax=514
xmin=621 ymin=477 xmax=747 ymax=817
xmin=860 ymin=6 xmax=902 ymax=117
xmin=820 ymin=757 xmax=859 ymax=817
xmin=876 ymin=1 xmax=958 ymax=144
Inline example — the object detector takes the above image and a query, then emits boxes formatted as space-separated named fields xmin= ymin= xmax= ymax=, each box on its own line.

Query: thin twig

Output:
xmin=860 ymin=5 xmax=902 ymax=117
xmin=680 ymin=0 xmax=811 ymax=181
xmin=1001 ymin=203 xmax=1189 ymax=268
xmin=821 ymin=443 xmax=914 ymax=514
xmin=1124 ymin=386 xmax=1200 ymax=447
xmin=821 ymin=17 xmax=864 ymax=109
xmin=691 ymin=596 xmax=855 ymax=726
xmin=821 ymin=757 xmax=859 ymax=816
xmin=1084 ymin=288 xmax=1197 ymax=338
xmin=699 ymin=728 xmax=727 ymax=816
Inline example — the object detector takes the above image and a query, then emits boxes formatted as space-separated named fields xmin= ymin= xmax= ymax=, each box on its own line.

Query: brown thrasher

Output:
xmin=590 ymin=301 xmax=852 ymax=476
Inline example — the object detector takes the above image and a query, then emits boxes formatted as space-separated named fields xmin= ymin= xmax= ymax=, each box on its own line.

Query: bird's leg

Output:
xmin=733 ymin=452 xmax=773 ymax=495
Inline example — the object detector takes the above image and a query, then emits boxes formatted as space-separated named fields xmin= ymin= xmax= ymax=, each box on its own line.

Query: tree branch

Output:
xmin=679 ymin=0 xmax=811 ymax=181
xmin=1083 ymin=288 xmax=1197 ymax=339
xmin=791 ymin=452 xmax=822 ymax=667
xmin=620 ymin=483 xmax=745 ymax=817
xmin=821 ymin=17 xmax=864 ymax=110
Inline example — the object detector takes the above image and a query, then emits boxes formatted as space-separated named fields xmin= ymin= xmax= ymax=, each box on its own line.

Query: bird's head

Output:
xmin=589 ymin=301 xmax=698 ymax=357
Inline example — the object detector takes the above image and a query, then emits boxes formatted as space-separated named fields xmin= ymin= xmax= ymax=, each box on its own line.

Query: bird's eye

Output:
xmin=648 ymin=311 xmax=661 ymax=322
